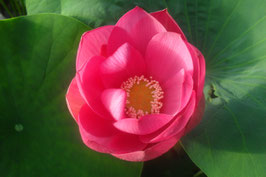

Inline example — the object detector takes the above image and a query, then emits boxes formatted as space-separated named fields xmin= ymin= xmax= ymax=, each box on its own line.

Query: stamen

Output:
xmin=121 ymin=75 xmax=164 ymax=118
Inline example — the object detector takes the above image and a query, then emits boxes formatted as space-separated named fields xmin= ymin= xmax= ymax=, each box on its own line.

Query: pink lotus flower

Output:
xmin=66 ymin=6 xmax=205 ymax=162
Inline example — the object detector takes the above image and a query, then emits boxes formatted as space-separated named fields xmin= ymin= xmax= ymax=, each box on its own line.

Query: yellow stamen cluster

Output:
xmin=121 ymin=75 xmax=164 ymax=118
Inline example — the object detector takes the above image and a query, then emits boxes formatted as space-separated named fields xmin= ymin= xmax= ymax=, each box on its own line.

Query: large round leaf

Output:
xmin=180 ymin=0 xmax=266 ymax=176
xmin=0 ymin=14 xmax=142 ymax=177
xmin=21 ymin=0 xmax=266 ymax=176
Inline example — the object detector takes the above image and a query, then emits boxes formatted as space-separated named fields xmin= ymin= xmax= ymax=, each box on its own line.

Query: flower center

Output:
xmin=121 ymin=75 xmax=164 ymax=118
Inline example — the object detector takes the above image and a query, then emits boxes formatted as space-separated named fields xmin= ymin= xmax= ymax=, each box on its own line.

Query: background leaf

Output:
xmin=25 ymin=0 xmax=170 ymax=27
xmin=16 ymin=0 xmax=266 ymax=176
xmin=0 ymin=14 xmax=142 ymax=177
xmin=180 ymin=0 xmax=266 ymax=176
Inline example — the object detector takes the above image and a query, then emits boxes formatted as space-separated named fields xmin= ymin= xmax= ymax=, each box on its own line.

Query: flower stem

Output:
xmin=193 ymin=170 xmax=204 ymax=177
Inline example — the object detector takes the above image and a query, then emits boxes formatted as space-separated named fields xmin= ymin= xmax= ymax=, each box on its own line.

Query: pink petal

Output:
xmin=108 ymin=133 xmax=147 ymax=154
xmin=66 ymin=77 xmax=85 ymax=122
xmin=79 ymin=126 xmax=113 ymax=153
xmin=107 ymin=26 xmax=136 ymax=56
xmin=160 ymin=69 xmax=185 ymax=116
xmin=145 ymin=32 xmax=193 ymax=83
xmin=114 ymin=114 xmax=174 ymax=135
xmin=101 ymin=43 xmax=146 ymax=88
xmin=160 ymin=69 xmax=193 ymax=116
xmin=112 ymin=133 xmax=182 ymax=161
xmin=79 ymin=105 xmax=146 ymax=154
xmin=80 ymin=126 xmax=146 ymax=154
xmin=78 ymin=104 xmax=116 ymax=148
xmin=186 ymin=42 xmax=199 ymax=88
xmin=140 ymin=92 xmax=196 ymax=143
xmin=197 ymin=48 xmax=206 ymax=102
xmin=180 ymin=73 xmax=194 ymax=111
xmin=185 ymin=94 xmax=205 ymax=134
xmin=101 ymin=89 xmax=126 ymax=121
xmin=76 ymin=25 xmax=114 ymax=70
xmin=151 ymin=9 xmax=187 ymax=41
xmin=116 ymin=6 xmax=166 ymax=54
xmin=186 ymin=42 xmax=205 ymax=104
xmin=76 ymin=56 xmax=111 ymax=119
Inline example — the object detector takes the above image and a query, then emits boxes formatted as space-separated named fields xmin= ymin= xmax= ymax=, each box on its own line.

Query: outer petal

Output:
xmin=145 ymin=32 xmax=193 ymax=83
xmin=79 ymin=104 xmax=146 ymax=154
xmin=66 ymin=77 xmax=85 ymax=122
xmin=186 ymin=42 xmax=205 ymax=103
xmin=151 ymin=9 xmax=187 ymax=41
xmin=80 ymin=124 xmax=113 ymax=153
xmin=101 ymin=89 xmax=126 ymax=121
xmin=101 ymin=43 xmax=146 ymax=88
xmin=186 ymin=42 xmax=200 ymax=95
xmin=76 ymin=25 xmax=114 ymax=70
xmin=108 ymin=133 xmax=147 ymax=154
xmin=80 ymin=127 xmax=146 ymax=154
xmin=112 ymin=133 xmax=182 ymax=161
xmin=116 ymin=6 xmax=166 ymax=54
xmin=78 ymin=104 xmax=116 ymax=150
xmin=196 ymin=47 xmax=206 ymax=102
xmin=184 ymin=94 xmax=205 ymax=134
xmin=140 ymin=92 xmax=196 ymax=143
xmin=77 ymin=56 xmax=111 ymax=119
xmin=114 ymin=114 xmax=174 ymax=135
